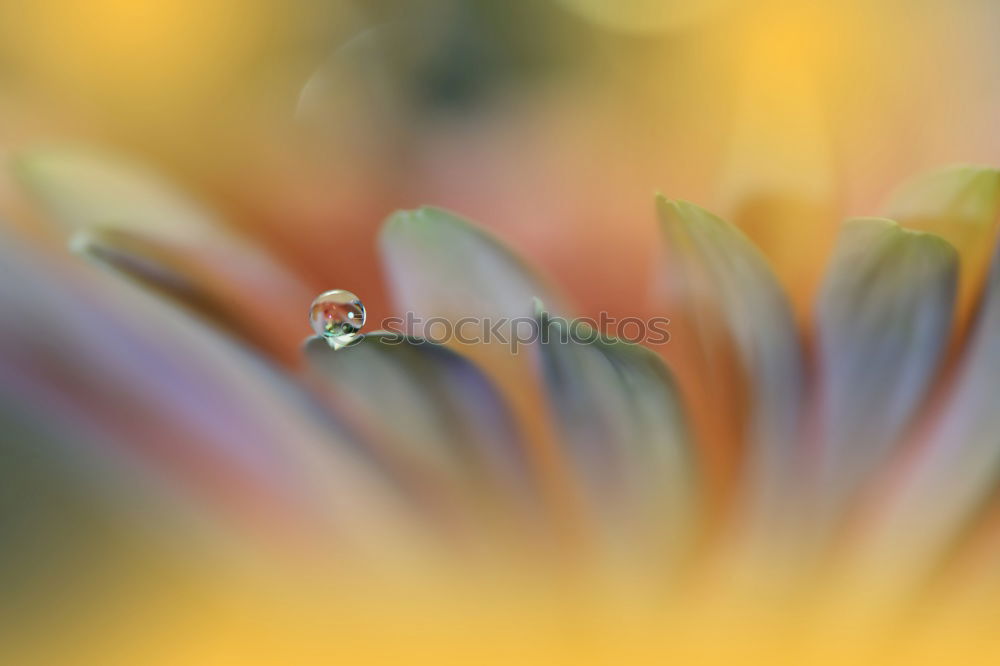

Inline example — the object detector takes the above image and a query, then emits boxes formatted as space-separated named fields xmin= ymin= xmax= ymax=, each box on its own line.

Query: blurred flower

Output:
xmin=3 ymin=146 xmax=1000 ymax=663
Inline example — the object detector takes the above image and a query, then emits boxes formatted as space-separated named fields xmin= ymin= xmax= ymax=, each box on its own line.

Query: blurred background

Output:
xmin=3 ymin=0 xmax=1000 ymax=327
xmin=3 ymin=0 xmax=1000 ymax=663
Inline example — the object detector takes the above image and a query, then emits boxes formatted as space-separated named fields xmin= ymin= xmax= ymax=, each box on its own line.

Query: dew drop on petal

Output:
xmin=309 ymin=290 xmax=365 ymax=349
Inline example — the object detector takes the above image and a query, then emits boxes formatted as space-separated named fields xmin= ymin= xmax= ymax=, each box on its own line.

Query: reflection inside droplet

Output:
xmin=309 ymin=290 xmax=366 ymax=349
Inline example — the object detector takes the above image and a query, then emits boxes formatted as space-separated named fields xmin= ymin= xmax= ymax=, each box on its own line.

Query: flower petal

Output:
xmin=653 ymin=197 xmax=804 ymax=521
xmin=70 ymin=227 xmax=260 ymax=350
xmin=859 ymin=244 xmax=1000 ymax=588
xmin=533 ymin=307 xmax=694 ymax=549
xmin=0 ymin=234 xmax=406 ymax=550
xmin=14 ymin=146 xmax=212 ymax=235
xmin=13 ymin=147 xmax=312 ymax=362
xmin=883 ymin=165 xmax=1000 ymax=331
xmin=379 ymin=206 xmax=563 ymax=325
xmin=814 ymin=218 xmax=957 ymax=520
xmin=304 ymin=333 xmax=536 ymax=540
xmin=379 ymin=207 xmax=569 ymax=515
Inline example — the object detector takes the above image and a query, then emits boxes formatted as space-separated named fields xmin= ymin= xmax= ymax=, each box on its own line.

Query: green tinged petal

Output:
xmin=378 ymin=207 xmax=567 ymax=508
xmin=885 ymin=165 xmax=1000 ymax=234
xmin=533 ymin=307 xmax=694 ymax=557
xmin=861 ymin=245 xmax=1000 ymax=588
xmin=884 ymin=165 xmax=1000 ymax=323
xmin=15 ymin=147 xmax=212 ymax=235
xmin=14 ymin=147 xmax=311 ymax=361
xmin=379 ymin=206 xmax=563 ymax=327
xmin=815 ymin=218 xmax=957 ymax=519
xmin=655 ymin=197 xmax=804 ymax=516
xmin=304 ymin=333 xmax=534 ymax=530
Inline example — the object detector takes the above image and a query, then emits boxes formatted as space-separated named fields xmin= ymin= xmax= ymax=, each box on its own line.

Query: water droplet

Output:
xmin=309 ymin=290 xmax=365 ymax=349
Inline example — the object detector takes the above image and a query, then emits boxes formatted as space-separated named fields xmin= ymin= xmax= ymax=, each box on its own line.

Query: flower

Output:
xmin=3 ymin=148 xmax=1000 ymax=664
